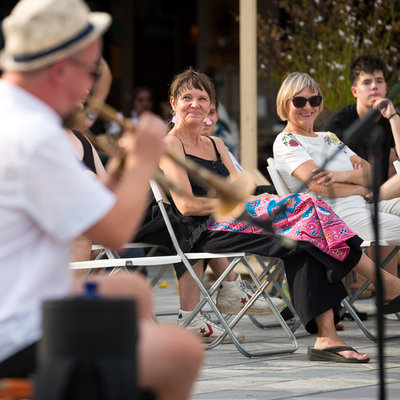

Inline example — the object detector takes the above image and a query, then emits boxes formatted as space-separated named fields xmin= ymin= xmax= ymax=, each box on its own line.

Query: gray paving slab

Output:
xmin=149 ymin=266 xmax=400 ymax=399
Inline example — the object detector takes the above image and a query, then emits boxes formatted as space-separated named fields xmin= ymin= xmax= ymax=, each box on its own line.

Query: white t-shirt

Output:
xmin=0 ymin=80 xmax=115 ymax=362
xmin=273 ymin=131 xmax=368 ymax=212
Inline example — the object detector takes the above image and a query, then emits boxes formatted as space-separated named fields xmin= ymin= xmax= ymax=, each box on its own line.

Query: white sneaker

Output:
xmin=216 ymin=275 xmax=285 ymax=315
xmin=384 ymin=313 xmax=400 ymax=321
xmin=177 ymin=309 xmax=244 ymax=344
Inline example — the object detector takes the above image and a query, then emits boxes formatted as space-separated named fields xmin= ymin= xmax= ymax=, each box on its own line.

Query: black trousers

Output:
xmin=193 ymin=230 xmax=363 ymax=334
xmin=137 ymin=214 xmax=363 ymax=333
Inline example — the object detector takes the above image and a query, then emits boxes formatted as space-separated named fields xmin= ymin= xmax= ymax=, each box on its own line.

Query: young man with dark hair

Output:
xmin=322 ymin=55 xmax=399 ymax=184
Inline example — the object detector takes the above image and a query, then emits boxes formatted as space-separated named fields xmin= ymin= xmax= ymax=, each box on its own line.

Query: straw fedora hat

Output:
xmin=0 ymin=0 xmax=111 ymax=71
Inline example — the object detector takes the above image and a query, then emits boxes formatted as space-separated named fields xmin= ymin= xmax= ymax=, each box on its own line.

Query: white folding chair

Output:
xmin=149 ymin=179 xmax=298 ymax=357
xmin=73 ymin=242 xmax=175 ymax=286
xmin=70 ymin=249 xmax=181 ymax=285
xmin=267 ymin=157 xmax=291 ymax=196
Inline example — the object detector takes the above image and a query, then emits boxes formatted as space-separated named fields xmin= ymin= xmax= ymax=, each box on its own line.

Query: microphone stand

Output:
xmin=315 ymin=112 xmax=387 ymax=400
xmin=369 ymin=125 xmax=386 ymax=400
xmin=318 ymin=115 xmax=387 ymax=400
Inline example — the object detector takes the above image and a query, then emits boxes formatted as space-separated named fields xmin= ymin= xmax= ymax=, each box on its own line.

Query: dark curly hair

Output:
xmin=349 ymin=55 xmax=388 ymax=85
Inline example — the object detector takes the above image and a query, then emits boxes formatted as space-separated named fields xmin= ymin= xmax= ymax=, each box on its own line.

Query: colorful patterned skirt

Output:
xmin=208 ymin=193 xmax=357 ymax=262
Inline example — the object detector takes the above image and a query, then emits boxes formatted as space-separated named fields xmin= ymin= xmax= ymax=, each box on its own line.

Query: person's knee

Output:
xmin=379 ymin=198 xmax=400 ymax=216
xmin=138 ymin=323 xmax=204 ymax=389
xmin=155 ymin=325 xmax=204 ymax=369
xmin=175 ymin=326 xmax=204 ymax=369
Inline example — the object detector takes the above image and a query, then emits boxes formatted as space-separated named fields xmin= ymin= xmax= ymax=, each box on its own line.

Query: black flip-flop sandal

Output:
xmin=307 ymin=346 xmax=370 ymax=363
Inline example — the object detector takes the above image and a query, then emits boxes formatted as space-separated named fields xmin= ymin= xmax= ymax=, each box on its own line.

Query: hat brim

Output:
xmin=0 ymin=12 xmax=111 ymax=72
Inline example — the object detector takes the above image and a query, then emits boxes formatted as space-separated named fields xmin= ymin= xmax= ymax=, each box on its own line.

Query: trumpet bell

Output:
xmin=213 ymin=171 xmax=256 ymax=218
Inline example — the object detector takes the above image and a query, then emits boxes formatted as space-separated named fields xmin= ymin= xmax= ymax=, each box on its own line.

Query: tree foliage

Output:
xmin=257 ymin=0 xmax=400 ymax=111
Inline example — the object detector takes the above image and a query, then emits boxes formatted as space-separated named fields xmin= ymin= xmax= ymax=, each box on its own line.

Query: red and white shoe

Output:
xmin=177 ymin=310 xmax=244 ymax=344
xmin=216 ymin=275 xmax=285 ymax=315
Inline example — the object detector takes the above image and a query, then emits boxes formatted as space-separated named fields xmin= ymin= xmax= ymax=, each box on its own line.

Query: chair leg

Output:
xmin=342 ymin=245 xmax=400 ymax=341
xmin=247 ymin=256 xmax=302 ymax=334
xmin=180 ymin=255 xmax=298 ymax=357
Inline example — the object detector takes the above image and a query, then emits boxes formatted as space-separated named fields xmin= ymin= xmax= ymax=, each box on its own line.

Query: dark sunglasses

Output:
xmin=291 ymin=95 xmax=322 ymax=108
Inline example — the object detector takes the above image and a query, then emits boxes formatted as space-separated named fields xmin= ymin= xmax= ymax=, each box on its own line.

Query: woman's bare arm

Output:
xmin=293 ymin=159 xmax=371 ymax=198
xmin=311 ymin=155 xmax=371 ymax=188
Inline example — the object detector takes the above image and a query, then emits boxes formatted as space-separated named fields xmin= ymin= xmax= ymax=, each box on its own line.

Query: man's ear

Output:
xmin=47 ymin=59 xmax=68 ymax=84
xmin=351 ymin=86 xmax=358 ymax=99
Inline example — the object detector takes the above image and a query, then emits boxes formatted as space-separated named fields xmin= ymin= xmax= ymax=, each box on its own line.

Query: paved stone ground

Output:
xmin=150 ymin=266 xmax=400 ymax=400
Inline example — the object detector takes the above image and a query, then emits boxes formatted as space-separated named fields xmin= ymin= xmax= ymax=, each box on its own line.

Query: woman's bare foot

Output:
xmin=314 ymin=335 xmax=370 ymax=362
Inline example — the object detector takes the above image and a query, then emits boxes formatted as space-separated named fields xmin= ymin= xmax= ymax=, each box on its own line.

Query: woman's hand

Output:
xmin=361 ymin=187 xmax=373 ymax=202
xmin=312 ymin=168 xmax=349 ymax=186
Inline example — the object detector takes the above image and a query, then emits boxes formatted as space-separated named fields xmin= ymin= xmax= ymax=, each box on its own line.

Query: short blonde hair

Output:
xmin=276 ymin=72 xmax=324 ymax=121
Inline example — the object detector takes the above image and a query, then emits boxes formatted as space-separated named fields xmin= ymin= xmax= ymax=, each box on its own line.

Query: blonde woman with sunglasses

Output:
xmin=273 ymin=71 xmax=400 ymax=279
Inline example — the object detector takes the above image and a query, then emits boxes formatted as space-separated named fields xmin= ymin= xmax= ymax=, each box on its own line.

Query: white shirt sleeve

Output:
xmin=273 ymin=132 xmax=312 ymax=174
xmin=24 ymin=135 xmax=115 ymax=243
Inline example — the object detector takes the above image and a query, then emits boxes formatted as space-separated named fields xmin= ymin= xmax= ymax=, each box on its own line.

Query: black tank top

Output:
xmin=72 ymin=130 xmax=97 ymax=174
xmin=176 ymin=136 xmax=230 ymax=197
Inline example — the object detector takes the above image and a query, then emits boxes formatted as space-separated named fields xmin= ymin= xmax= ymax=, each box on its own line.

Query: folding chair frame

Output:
xmin=149 ymin=179 xmax=298 ymax=357
xmin=341 ymin=241 xmax=400 ymax=341
xmin=71 ymin=242 xmax=175 ymax=284
xmin=247 ymin=255 xmax=302 ymax=333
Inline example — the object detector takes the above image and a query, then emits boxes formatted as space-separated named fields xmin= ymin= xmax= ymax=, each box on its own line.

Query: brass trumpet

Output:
xmin=85 ymin=97 xmax=255 ymax=217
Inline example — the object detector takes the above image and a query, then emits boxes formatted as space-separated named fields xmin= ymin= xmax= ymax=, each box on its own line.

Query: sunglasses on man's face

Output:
xmin=291 ymin=95 xmax=322 ymax=108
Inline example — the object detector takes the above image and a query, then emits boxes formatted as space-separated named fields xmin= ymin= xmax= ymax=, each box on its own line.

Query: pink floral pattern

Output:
xmin=281 ymin=132 xmax=302 ymax=147
xmin=208 ymin=193 xmax=357 ymax=261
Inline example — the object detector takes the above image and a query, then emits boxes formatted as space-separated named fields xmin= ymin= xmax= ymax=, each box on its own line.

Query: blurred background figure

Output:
xmin=159 ymin=100 xmax=173 ymax=124
xmin=106 ymin=86 xmax=154 ymax=134
xmin=201 ymin=96 xmax=243 ymax=173
xmin=131 ymin=86 xmax=154 ymax=123
xmin=204 ymin=66 xmax=240 ymax=158
xmin=213 ymin=100 xmax=240 ymax=157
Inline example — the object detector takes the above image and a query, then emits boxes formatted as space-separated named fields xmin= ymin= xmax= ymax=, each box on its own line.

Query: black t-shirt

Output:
xmin=322 ymin=104 xmax=394 ymax=183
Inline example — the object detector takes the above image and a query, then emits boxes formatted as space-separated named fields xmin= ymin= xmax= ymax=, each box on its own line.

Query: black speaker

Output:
xmin=35 ymin=295 xmax=138 ymax=400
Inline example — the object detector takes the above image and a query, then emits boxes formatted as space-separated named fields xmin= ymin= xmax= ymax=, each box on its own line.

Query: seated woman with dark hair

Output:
xmin=137 ymin=67 xmax=400 ymax=363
